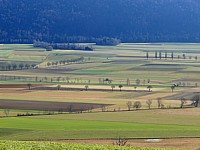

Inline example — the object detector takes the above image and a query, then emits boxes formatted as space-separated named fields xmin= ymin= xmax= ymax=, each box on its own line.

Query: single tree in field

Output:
xmin=101 ymin=105 xmax=106 ymax=112
xmin=126 ymin=101 xmax=132 ymax=111
xmin=171 ymin=52 xmax=174 ymax=60
xmin=147 ymin=79 xmax=150 ymax=84
xmin=85 ymin=85 xmax=89 ymax=91
xmin=183 ymin=54 xmax=186 ymax=59
xmin=157 ymin=97 xmax=162 ymax=108
xmin=180 ymin=97 xmax=186 ymax=108
xmin=159 ymin=51 xmax=162 ymax=59
xmin=191 ymin=95 xmax=200 ymax=107
xmin=4 ymin=109 xmax=10 ymax=117
xmin=155 ymin=51 xmax=158 ymax=59
xmin=134 ymin=86 xmax=137 ymax=91
xmin=146 ymin=99 xmax=153 ymax=109
xmin=195 ymin=83 xmax=198 ymax=87
xmin=133 ymin=101 xmax=142 ymax=110
xmin=195 ymin=56 xmax=198 ymax=61
xmin=119 ymin=85 xmax=123 ymax=91
xmin=146 ymin=52 xmax=149 ymax=60
xmin=47 ymin=62 xmax=51 ymax=66
xmin=111 ymin=85 xmax=115 ymax=91
xmin=136 ymin=79 xmax=140 ymax=85
xmin=27 ymin=83 xmax=32 ymax=90
xmin=147 ymin=85 xmax=153 ymax=92
xmin=165 ymin=52 xmax=167 ymax=59
xmin=57 ymin=84 xmax=61 ymax=90
xmin=171 ymin=85 xmax=175 ymax=93
xmin=126 ymin=78 xmax=130 ymax=85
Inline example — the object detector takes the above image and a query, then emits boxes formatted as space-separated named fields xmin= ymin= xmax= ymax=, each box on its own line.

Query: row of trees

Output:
xmin=0 ymin=63 xmax=36 ymax=71
xmin=54 ymin=84 xmax=153 ymax=92
xmin=98 ymin=78 xmax=151 ymax=86
xmin=146 ymin=51 xmax=198 ymax=60
xmin=46 ymin=56 xmax=85 ymax=67
xmin=0 ymin=75 xmax=91 ymax=84
xmin=126 ymin=95 xmax=200 ymax=111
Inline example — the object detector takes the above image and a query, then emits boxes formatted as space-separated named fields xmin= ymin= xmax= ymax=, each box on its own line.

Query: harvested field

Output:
xmin=0 ymin=99 xmax=111 ymax=112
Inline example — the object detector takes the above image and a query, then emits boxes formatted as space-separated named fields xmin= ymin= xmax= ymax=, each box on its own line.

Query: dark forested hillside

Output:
xmin=0 ymin=0 xmax=200 ymax=43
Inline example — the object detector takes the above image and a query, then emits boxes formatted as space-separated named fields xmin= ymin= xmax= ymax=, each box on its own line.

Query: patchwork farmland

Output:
xmin=1 ymin=43 xmax=200 ymax=149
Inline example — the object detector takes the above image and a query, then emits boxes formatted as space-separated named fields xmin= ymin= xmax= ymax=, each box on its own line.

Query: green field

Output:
xmin=1 ymin=113 xmax=200 ymax=141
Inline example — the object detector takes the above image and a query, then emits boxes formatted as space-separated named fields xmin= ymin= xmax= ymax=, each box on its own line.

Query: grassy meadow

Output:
xmin=1 ymin=43 xmax=200 ymax=149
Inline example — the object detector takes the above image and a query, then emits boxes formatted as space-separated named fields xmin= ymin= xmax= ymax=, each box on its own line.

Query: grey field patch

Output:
xmin=0 ymin=99 xmax=112 ymax=112
xmin=163 ymin=92 xmax=200 ymax=100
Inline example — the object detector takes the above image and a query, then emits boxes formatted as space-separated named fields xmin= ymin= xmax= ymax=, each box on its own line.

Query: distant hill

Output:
xmin=0 ymin=0 xmax=200 ymax=43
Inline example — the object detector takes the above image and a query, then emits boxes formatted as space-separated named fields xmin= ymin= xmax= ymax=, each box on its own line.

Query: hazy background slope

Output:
xmin=0 ymin=0 xmax=200 ymax=43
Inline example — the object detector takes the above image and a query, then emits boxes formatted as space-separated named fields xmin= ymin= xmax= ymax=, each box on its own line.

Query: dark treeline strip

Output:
xmin=33 ymin=37 xmax=121 ymax=51
xmin=33 ymin=41 xmax=93 ymax=51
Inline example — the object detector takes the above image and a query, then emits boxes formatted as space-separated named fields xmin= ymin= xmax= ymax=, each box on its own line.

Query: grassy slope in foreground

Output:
xmin=1 ymin=117 xmax=200 ymax=140
xmin=0 ymin=141 xmax=169 ymax=150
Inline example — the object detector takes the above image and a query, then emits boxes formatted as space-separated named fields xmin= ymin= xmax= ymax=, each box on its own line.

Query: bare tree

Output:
xmin=4 ymin=109 xmax=10 ymax=117
xmin=111 ymin=85 xmax=115 ymax=91
xmin=180 ymin=97 xmax=186 ymax=108
xmin=113 ymin=137 xmax=129 ymax=146
xmin=27 ymin=83 xmax=32 ymax=90
xmin=191 ymin=95 xmax=200 ymax=107
xmin=161 ymin=104 xmax=165 ymax=109
xmin=133 ymin=101 xmax=142 ymax=110
xmin=146 ymin=99 xmax=153 ymax=109
xmin=126 ymin=78 xmax=130 ymax=85
xmin=68 ymin=104 xmax=73 ymax=113
xmin=157 ymin=97 xmax=162 ymax=108
xmin=126 ymin=101 xmax=132 ymax=111
xmin=57 ymin=85 xmax=61 ymax=90
xmin=136 ymin=79 xmax=140 ymax=85
xmin=101 ymin=105 xmax=106 ymax=112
